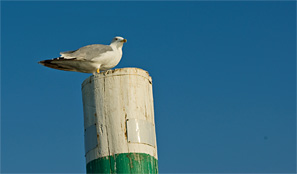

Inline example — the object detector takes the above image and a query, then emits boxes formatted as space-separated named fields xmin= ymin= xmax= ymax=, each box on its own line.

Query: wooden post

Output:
xmin=81 ymin=68 xmax=158 ymax=173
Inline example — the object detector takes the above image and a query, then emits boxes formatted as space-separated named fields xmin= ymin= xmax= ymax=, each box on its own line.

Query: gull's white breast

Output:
xmin=92 ymin=47 xmax=123 ymax=71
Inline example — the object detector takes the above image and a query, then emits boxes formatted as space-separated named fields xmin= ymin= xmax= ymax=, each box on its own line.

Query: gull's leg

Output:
xmin=92 ymin=69 xmax=99 ymax=75
xmin=94 ymin=65 xmax=101 ymax=75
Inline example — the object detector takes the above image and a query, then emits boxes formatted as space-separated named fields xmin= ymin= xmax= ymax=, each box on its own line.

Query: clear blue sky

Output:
xmin=1 ymin=1 xmax=296 ymax=173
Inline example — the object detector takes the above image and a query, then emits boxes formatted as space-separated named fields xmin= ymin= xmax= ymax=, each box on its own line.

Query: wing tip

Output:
xmin=38 ymin=60 xmax=50 ymax=66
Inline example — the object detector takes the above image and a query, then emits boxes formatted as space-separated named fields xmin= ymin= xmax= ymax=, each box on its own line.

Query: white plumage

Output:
xmin=39 ymin=36 xmax=127 ymax=74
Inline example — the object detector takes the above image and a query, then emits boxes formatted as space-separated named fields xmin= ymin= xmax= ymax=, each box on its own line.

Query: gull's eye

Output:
xmin=115 ymin=38 xmax=118 ymax=40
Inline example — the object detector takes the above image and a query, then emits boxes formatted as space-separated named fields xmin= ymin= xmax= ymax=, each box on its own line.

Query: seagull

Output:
xmin=38 ymin=36 xmax=127 ymax=74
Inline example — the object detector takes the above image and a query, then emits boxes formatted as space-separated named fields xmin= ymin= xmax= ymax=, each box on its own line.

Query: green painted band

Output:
xmin=86 ymin=153 xmax=158 ymax=174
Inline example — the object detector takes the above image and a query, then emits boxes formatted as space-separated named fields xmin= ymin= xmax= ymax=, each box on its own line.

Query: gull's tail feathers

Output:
xmin=38 ymin=57 xmax=78 ymax=72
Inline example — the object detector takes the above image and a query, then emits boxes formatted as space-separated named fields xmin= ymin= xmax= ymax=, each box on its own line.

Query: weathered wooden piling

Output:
xmin=81 ymin=68 xmax=158 ymax=173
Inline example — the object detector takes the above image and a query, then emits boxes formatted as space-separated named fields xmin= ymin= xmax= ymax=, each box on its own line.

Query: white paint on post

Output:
xmin=81 ymin=68 xmax=158 ymax=164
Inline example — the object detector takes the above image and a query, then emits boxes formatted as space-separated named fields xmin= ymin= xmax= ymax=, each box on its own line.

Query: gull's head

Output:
xmin=110 ymin=36 xmax=127 ymax=48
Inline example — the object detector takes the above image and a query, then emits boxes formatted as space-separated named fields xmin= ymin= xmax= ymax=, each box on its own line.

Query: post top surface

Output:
xmin=81 ymin=68 xmax=152 ymax=88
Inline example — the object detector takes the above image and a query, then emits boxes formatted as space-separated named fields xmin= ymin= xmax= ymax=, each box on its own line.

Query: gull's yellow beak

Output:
xmin=122 ymin=39 xmax=127 ymax=43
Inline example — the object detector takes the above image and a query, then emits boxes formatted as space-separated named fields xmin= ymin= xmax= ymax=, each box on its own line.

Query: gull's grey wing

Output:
xmin=60 ymin=44 xmax=113 ymax=60
xmin=60 ymin=50 xmax=77 ymax=58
